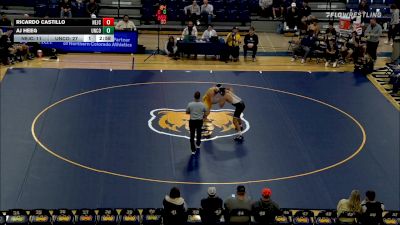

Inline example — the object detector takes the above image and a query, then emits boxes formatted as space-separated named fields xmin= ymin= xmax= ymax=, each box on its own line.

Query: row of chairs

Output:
xmin=375 ymin=63 xmax=400 ymax=93
xmin=141 ymin=0 xmax=254 ymax=23
xmin=1 ymin=208 xmax=399 ymax=225
xmin=346 ymin=0 xmax=395 ymax=4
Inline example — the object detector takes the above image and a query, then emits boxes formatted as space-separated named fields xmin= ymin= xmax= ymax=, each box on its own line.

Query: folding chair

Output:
xmin=52 ymin=209 xmax=74 ymax=225
xmin=292 ymin=210 xmax=314 ymax=225
xmin=142 ymin=208 xmax=162 ymax=225
xmin=273 ymin=209 xmax=292 ymax=224
xmin=252 ymin=208 xmax=280 ymax=224
xmin=97 ymin=209 xmax=119 ymax=225
xmin=75 ymin=209 xmax=97 ymax=225
xmin=6 ymin=209 xmax=29 ymax=225
xmin=163 ymin=206 xmax=187 ymax=225
xmin=227 ymin=208 xmax=251 ymax=225
xmin=315 ymin=210 xmax=336 ymax=225
xmin=119 ymin=209 xmax=140 ymax=225
xmin=383 ymin=211 xmax=400 ymax=225
xmin=337 ymin=211 xmax=359 ymax=224
xmin=29 ymin=209 xmax=52 ymax=225
xmin=186 ymin=208 xmax=202 ymax=224
xmin=0 ymin=213 xmax=5 ymax=225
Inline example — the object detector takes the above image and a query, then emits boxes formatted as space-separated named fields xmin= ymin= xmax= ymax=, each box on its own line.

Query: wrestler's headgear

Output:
xmin=218 ymin=87 xmax=226 ymax=96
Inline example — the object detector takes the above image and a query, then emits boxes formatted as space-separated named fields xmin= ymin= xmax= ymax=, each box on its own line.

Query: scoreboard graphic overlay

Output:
xmin=13 ymin=18 xmax=115 ymax=43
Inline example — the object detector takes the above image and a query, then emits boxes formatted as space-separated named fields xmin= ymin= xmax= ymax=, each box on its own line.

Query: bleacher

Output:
xmin=1 ymin=208 xmax=400 ymax=225
xmin=0 ymin=0 xmax=394 ymax=33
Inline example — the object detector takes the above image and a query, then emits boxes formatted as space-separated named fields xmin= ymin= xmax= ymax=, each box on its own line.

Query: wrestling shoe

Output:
xmin=234 ymin=135 xmax=244 ymax=141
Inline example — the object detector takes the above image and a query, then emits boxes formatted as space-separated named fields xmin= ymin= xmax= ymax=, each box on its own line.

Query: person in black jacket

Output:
xmin=361 ymin=190 xmax=384 ymax=225
xmin=298 ymin=0 xmax=311 ymax=19
xmin=325 ymin=39 xmax=339 ymax=67
xmin=201 ymin=187 xmax=223 ymax=224
xmin=286 ymin=3 xmax=299 ymax=29
xmin=72 ymin=0 xmax=87 ymax=18
xmin=252 ymin=188 xmax=280 ymax=224
xmin=86 ymin=0 xmax=100 ymax=17
xmin=163 ymin=187 xmax=187 ymax=225
xmin=243 ymin=27 xmax=259 ymax=62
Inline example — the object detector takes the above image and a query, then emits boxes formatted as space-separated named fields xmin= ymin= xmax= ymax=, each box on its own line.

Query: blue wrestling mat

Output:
xmin=1 ymin=68 xmax=398 ymax=210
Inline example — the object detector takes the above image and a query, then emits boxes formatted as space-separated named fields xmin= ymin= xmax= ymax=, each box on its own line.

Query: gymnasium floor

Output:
xmin=1 ymin=66 xmax=399 ymax=210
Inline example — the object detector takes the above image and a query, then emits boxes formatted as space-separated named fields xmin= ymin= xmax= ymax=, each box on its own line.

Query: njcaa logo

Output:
xmin=148 ymin=108 xmax=250 ymax=141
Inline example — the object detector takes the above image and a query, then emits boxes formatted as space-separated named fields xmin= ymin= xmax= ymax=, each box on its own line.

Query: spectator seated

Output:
xmin=140 ymin=0 xmax=252 ymax=24
xmin=226 ymin=208 xmax=251 ymax=224
xmin=200 ymin=208 xmax=224 ymax=225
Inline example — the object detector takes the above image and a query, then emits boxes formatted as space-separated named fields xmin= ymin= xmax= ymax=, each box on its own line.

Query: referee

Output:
xmin=186 ymin=91 xmax=206 ymax=154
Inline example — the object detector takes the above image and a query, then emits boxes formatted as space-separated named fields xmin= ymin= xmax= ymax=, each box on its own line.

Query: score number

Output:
xmin=102 ymin=18 xmax=115 ymax=34
xmin=156 ymin=5 xmax=167 ymax=25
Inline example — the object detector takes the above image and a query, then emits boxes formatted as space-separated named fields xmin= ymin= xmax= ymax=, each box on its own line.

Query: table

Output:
xmin=177 ymin=39 xmax=228 ymax=57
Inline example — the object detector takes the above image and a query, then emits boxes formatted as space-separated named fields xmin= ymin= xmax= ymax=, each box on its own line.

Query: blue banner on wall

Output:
xmin=39 ymin=31 xmax=138 ymax=53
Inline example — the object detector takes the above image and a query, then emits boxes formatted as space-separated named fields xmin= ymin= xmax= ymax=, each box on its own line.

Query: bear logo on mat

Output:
xmin=148 ymin=108 xmax=250 ymax=141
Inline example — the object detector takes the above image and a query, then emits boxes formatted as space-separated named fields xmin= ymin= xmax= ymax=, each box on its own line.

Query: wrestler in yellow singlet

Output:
xmin=202 ymin=86 xmax=222 ymax=116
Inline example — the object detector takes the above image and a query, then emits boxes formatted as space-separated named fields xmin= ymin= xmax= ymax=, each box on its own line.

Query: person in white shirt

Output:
xmin=201 ymin=0 xmax=214 ymax=25
xmin=184 ymin=0 xmax=201 ymax=25
xmin=202 ymin=25 xmax=217 ymax=40
xmin=182 ymin=21 xmax=198 ymax=38
xmin=165 ymin=36 xmax=178 ymax=58
xmin=259 ymin=0 xmax=273 ymax=18
xmin=115 ymin=15 xmax=136 ymax=31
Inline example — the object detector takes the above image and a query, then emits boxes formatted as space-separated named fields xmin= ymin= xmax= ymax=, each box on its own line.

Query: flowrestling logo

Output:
xmin=326 ymin=11 xmax=382 ymax=18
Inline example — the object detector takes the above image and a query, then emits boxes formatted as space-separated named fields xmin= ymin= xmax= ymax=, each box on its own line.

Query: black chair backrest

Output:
xmin=292 ymin=210 xmax=314 ymax=225
xmin=186 ymin=208 xmax=202 ymax=224
xmin=141 ymin=208 xmax=162 ymax=225
xmin=29 ymin=209 xmax=52 ymax=225
xmin=384 ymin=211 xmax=400 ymax=218
xmin=274 ymin=209 xmax=292 ymax=224
xmin=338 ymin=211 xmax=359 ymax=224
xmin=228 ymin=208 xmax=251 ymax=224
xmin=252 ymin=207 xmax=280 ymax=224
xmin=52 ymin=209 xmax=74 ymax=225
xmin=317 ymin=210 xmax=337 ymax=218
xmin=163 ymin=205 xmax=187 ymax=225
xmin=361 ymin=202 xmax=383 ymax=225
xmin=200 ymin=208 xmax=223 ymax=224
xmin=119 ymin=209 xmax=140 ymax=225
xmin=383 ymin=211 xmax=400 ymax=225
xmin=96 ymin=209 xmax=118 ymax=225
xmin=0 ymin=212 xmax=6 ymax=225
xmin=339 ymin=211 xmax=359 ymax=219
xmin=75 ymin=209 xmax=96 ymax=225
xmin=6 ymin=209 xmax=29 ymax=225
xmin=315 ymin=210 xmax=336 ymax=224
xmin=362 ymin=212 xmax=383 ymax=225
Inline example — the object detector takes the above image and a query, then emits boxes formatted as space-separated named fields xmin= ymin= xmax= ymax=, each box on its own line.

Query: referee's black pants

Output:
xmin=189 ymin=119 xmax=203 ymax=152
